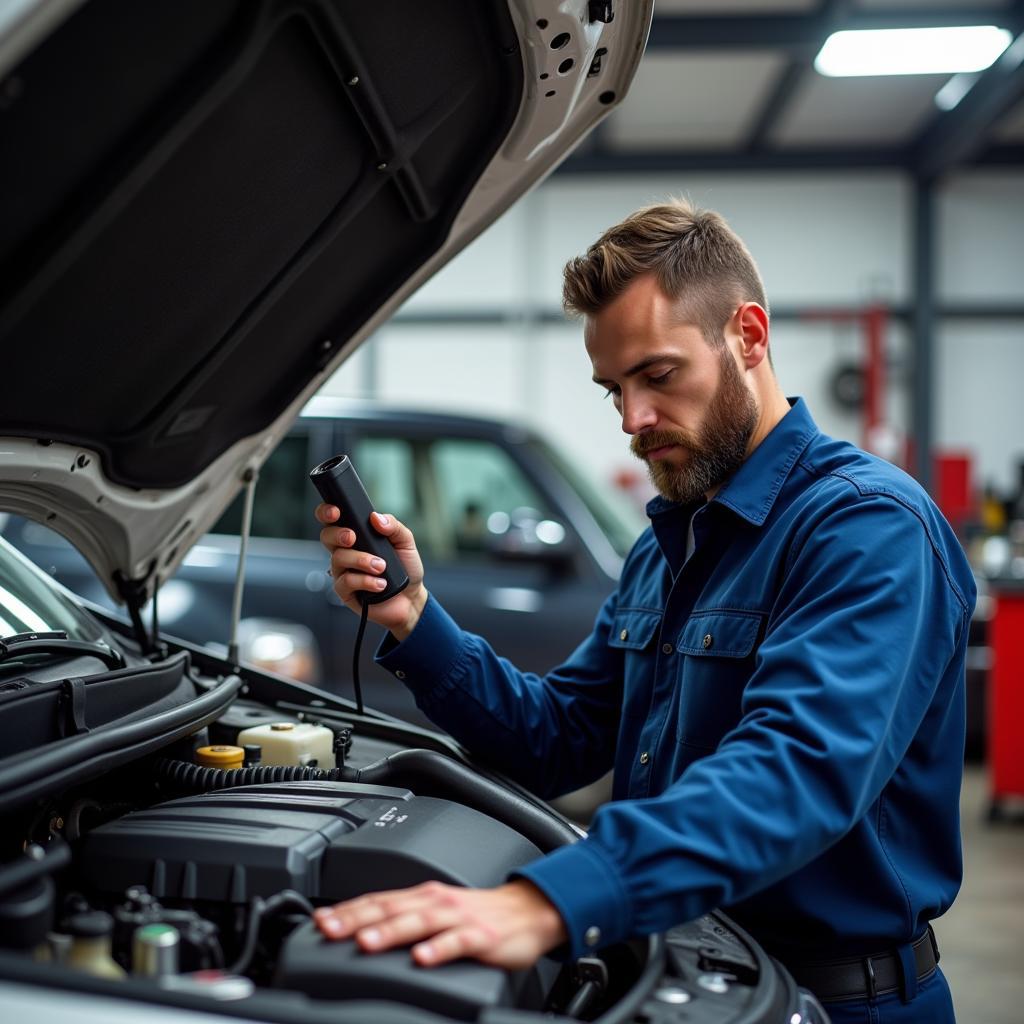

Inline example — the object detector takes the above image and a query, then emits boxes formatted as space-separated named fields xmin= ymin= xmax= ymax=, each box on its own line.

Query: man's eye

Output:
xmin=649 ymin=370 xmax=673 ymax=386
xmin=602 ymin=386 xmax=620 ymax=400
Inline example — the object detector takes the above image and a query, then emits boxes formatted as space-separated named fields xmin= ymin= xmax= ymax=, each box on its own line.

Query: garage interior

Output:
xmin=1 ymin=0 xmax=1021 ymax=1020
xmin=320 ymin=3 xmax=1024 ymax=1022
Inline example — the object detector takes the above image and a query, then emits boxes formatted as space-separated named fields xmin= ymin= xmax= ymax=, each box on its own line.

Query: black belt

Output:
xmin=784 ymin=927 xmax=939 ymax=1003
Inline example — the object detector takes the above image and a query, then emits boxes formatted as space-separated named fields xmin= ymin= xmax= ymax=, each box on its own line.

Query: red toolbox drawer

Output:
xmin=989 ymin=587 xmax=1024 ymax=815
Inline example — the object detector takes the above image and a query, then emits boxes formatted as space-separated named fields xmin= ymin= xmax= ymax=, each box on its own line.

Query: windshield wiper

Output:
xmin=0 ymin=631 xmax=125 ymax=671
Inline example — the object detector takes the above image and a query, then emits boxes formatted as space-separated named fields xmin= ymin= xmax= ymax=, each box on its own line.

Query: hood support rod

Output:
xmin=227 ymin=468 xmax=257 ymax=668
xmin=113 ymin=564 xmax=156 ymax=655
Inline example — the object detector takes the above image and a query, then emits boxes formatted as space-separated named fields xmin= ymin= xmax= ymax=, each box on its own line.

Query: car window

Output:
xmin=354 ymin=437 xmax=443 ymax=558
xmin=0 ymin=537 xmax=107 ymax=644
xmin=354 ymin=438 xmax=418 ymax=525
xmin=431 ymin=439 xmax=551 ymax=556
xmin=528 ymin=439 xmax=646 ymax=559
xmin=353 ymin=436 xmax=551 ymax=562
xmin=212 ymin=434 xmax=315 ymax=540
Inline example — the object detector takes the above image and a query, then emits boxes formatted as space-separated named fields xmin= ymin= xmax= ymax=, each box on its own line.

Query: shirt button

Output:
xmin=639 ymin=751 xmax=649 ymax=765
xmin=619 ymin=629 xmax=628 ymax=641
xmin=702 ymin=633 xmax=713 ymax=650
xmin=584 ymin=926 xmax=601 ymax=947
xmin=395 ymin=670 xmax=406 ymax=680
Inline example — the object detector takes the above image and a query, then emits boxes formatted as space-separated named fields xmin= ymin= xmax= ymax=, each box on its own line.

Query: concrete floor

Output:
xmin=934 ymin=764 xmax=1024 ymax=1024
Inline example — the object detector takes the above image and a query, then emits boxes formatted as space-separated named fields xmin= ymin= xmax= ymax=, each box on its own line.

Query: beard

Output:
xmin=631 ymin=349 xmax=758 ymax=504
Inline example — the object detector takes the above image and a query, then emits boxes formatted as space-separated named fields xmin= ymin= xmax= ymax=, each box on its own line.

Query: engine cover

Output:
xmin=79 ymin=781 xmax=544 ymax=904
xmin=277 ymin=922 xmax=553 ymax=1020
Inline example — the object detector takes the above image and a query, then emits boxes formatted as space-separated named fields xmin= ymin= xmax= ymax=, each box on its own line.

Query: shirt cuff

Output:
xmin=511 ymin=840 xmax=633 ymax=960
xmin=374 ymin=594 xmax=468 ymax=703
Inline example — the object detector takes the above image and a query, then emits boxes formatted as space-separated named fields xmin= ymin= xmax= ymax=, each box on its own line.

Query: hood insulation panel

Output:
xmin=0 ymin=0 xmax=522 ymax=488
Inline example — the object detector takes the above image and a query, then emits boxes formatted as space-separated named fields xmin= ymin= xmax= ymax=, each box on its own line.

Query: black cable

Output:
xmin=228 ymin=890 xmax=314 ymax=975
xmin=565 ymin=980 xmax=601 ymax=1019
xmin=64 ymin=799 xmax=102 ymax=842
xmin=206 ymin=933 xmax=225 ymax=970
xmin=352 ymin=598 xmax=369 ymax=717
xmin=341 ymin=748 xmax=580 ymax=852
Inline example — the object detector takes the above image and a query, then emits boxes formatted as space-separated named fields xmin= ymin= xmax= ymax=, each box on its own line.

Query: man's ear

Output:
xmin=733 ymin=302 xmax=769 ymax=369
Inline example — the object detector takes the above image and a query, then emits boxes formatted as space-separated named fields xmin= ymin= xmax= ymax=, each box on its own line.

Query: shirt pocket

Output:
xmin=675 ymin=609 xmax=764 ymax=750
xmin=607 ymin=608 xmax=662 ymax=721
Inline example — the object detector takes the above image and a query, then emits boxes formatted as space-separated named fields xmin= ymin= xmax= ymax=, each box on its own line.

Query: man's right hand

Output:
xmin=315 ymin=504 xmax=429 ymax=641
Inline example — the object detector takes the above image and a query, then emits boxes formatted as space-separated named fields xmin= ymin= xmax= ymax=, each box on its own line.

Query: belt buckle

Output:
xmin=862 ymin=955 xmax=878 ymax=1000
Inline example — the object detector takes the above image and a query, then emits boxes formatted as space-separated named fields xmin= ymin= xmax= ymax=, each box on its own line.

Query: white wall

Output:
xmin=325 ymin=169 xmax=1024 ymax=497
xmin=935 ymin=172 xmax=1024 ymax=493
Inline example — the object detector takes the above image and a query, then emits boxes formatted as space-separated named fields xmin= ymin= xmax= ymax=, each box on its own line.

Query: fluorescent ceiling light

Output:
xmin=815 ymin=26 xmax=1012 ymax=77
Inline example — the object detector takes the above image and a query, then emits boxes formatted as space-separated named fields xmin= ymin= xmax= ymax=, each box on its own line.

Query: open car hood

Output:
xmin=0 ymin=0 xmax=651 ymax=604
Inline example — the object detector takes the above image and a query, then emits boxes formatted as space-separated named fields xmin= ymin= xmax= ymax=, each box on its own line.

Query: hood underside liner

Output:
xmin=0 ymin=0 xmax=523 ymax=490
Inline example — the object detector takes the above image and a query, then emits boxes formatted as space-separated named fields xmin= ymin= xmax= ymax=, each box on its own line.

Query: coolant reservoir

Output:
xmin=235 ymin=722 xmax=335 ymax=768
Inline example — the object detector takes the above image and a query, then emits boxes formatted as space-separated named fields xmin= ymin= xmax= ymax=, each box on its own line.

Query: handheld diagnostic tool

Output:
xmin=309 ymin=455 xmax=410 ymax=604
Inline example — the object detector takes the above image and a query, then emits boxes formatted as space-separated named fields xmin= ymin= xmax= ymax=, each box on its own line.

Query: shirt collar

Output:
xmin=645 ymin=397 xmax=819 ymax=528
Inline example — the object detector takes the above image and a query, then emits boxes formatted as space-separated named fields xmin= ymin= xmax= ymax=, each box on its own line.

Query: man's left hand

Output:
xmin=312 ymin=879 xmax=567 ymax=970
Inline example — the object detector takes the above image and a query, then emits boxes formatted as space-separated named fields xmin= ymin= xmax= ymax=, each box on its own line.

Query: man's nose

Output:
xmin=619 ymin=393 xmax=657 ymax=435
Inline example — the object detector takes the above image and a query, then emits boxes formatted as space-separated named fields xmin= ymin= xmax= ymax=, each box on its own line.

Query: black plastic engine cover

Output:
xmin=277 ymin=922 xmax=553 ymax=1021
xmin=79 ymin=781 xmax=543 ymax=904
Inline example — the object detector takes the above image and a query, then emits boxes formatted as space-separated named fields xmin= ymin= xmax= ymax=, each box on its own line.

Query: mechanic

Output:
xmin=312 ymin=199 xmax=975 ymax=1024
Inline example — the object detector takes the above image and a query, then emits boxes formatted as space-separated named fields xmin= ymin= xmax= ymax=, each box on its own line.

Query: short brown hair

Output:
xmin=562 ymin=198 xmax=768 ymax=345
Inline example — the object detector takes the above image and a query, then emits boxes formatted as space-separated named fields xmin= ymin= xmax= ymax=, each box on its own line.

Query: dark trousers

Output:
xmin=820 ymin=966 xmax=955 ymax=1024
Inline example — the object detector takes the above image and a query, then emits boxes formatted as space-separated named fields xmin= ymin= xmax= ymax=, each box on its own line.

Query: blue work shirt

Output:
xmin=376 ymin=398 xmax=976 ymax=962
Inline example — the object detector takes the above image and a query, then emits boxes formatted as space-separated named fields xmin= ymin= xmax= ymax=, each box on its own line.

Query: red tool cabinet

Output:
xmin=988 ymin=585 xmax=1024 ymax=818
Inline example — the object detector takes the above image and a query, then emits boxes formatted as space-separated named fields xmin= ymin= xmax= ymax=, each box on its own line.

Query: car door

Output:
xmin=319 ymin=419 xmax=617 ymax=722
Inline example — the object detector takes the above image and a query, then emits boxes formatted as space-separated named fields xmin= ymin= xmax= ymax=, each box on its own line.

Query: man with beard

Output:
xmin=313 ymin=200 xmax=974 ymax=1024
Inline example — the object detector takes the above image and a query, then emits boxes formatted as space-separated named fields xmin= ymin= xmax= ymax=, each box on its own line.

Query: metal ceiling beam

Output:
xmin=913 ymin=32 xmax=1024 ymax=178
xmin=579 ymin=3 xmax=1024 ymax=176
xmin=556 ymin=141 xmax=1024 ymax=174
xmin=975 ymin=142 xmax=1024 ymax=164
xmin=557 ymin=146 xmax=907 ymax=174
xmin=745 ymin=62 xmax=805 ymax=152
xmin=646 ymin=8 xmax=1024 ymax=52
xmin=745 ymin=0 xmax=854 ymax=152
xmin=389 ymin=303 xmax=1024 ymax=328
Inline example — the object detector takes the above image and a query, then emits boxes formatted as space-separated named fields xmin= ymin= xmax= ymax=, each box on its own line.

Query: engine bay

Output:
xmin=0 ymin=638 xmax=805 ymax=1024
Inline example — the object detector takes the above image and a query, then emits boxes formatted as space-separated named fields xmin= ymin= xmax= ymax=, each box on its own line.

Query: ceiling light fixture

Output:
xmin=814 ymin=26 xmax=1012 ymax=77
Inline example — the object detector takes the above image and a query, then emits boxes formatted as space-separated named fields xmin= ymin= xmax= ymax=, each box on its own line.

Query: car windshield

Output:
xmin=0 ymin=532 xmax=108 ymax=645
xmin=527 ymin=440 xmax=647 ymax=560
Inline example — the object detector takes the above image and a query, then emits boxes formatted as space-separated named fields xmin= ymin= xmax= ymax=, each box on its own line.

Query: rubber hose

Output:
xmin=0 ymin=839 xmax=71 ymax=898
xmin=155 ymin=750 xmax=578 ymax=852
xmin=154 ymin=759 xmax=347 ymax=791
xmin=228 ymin=890 xmax=314 ymax=976
xmin=339 ymin=748 xmax=579 ymax=853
